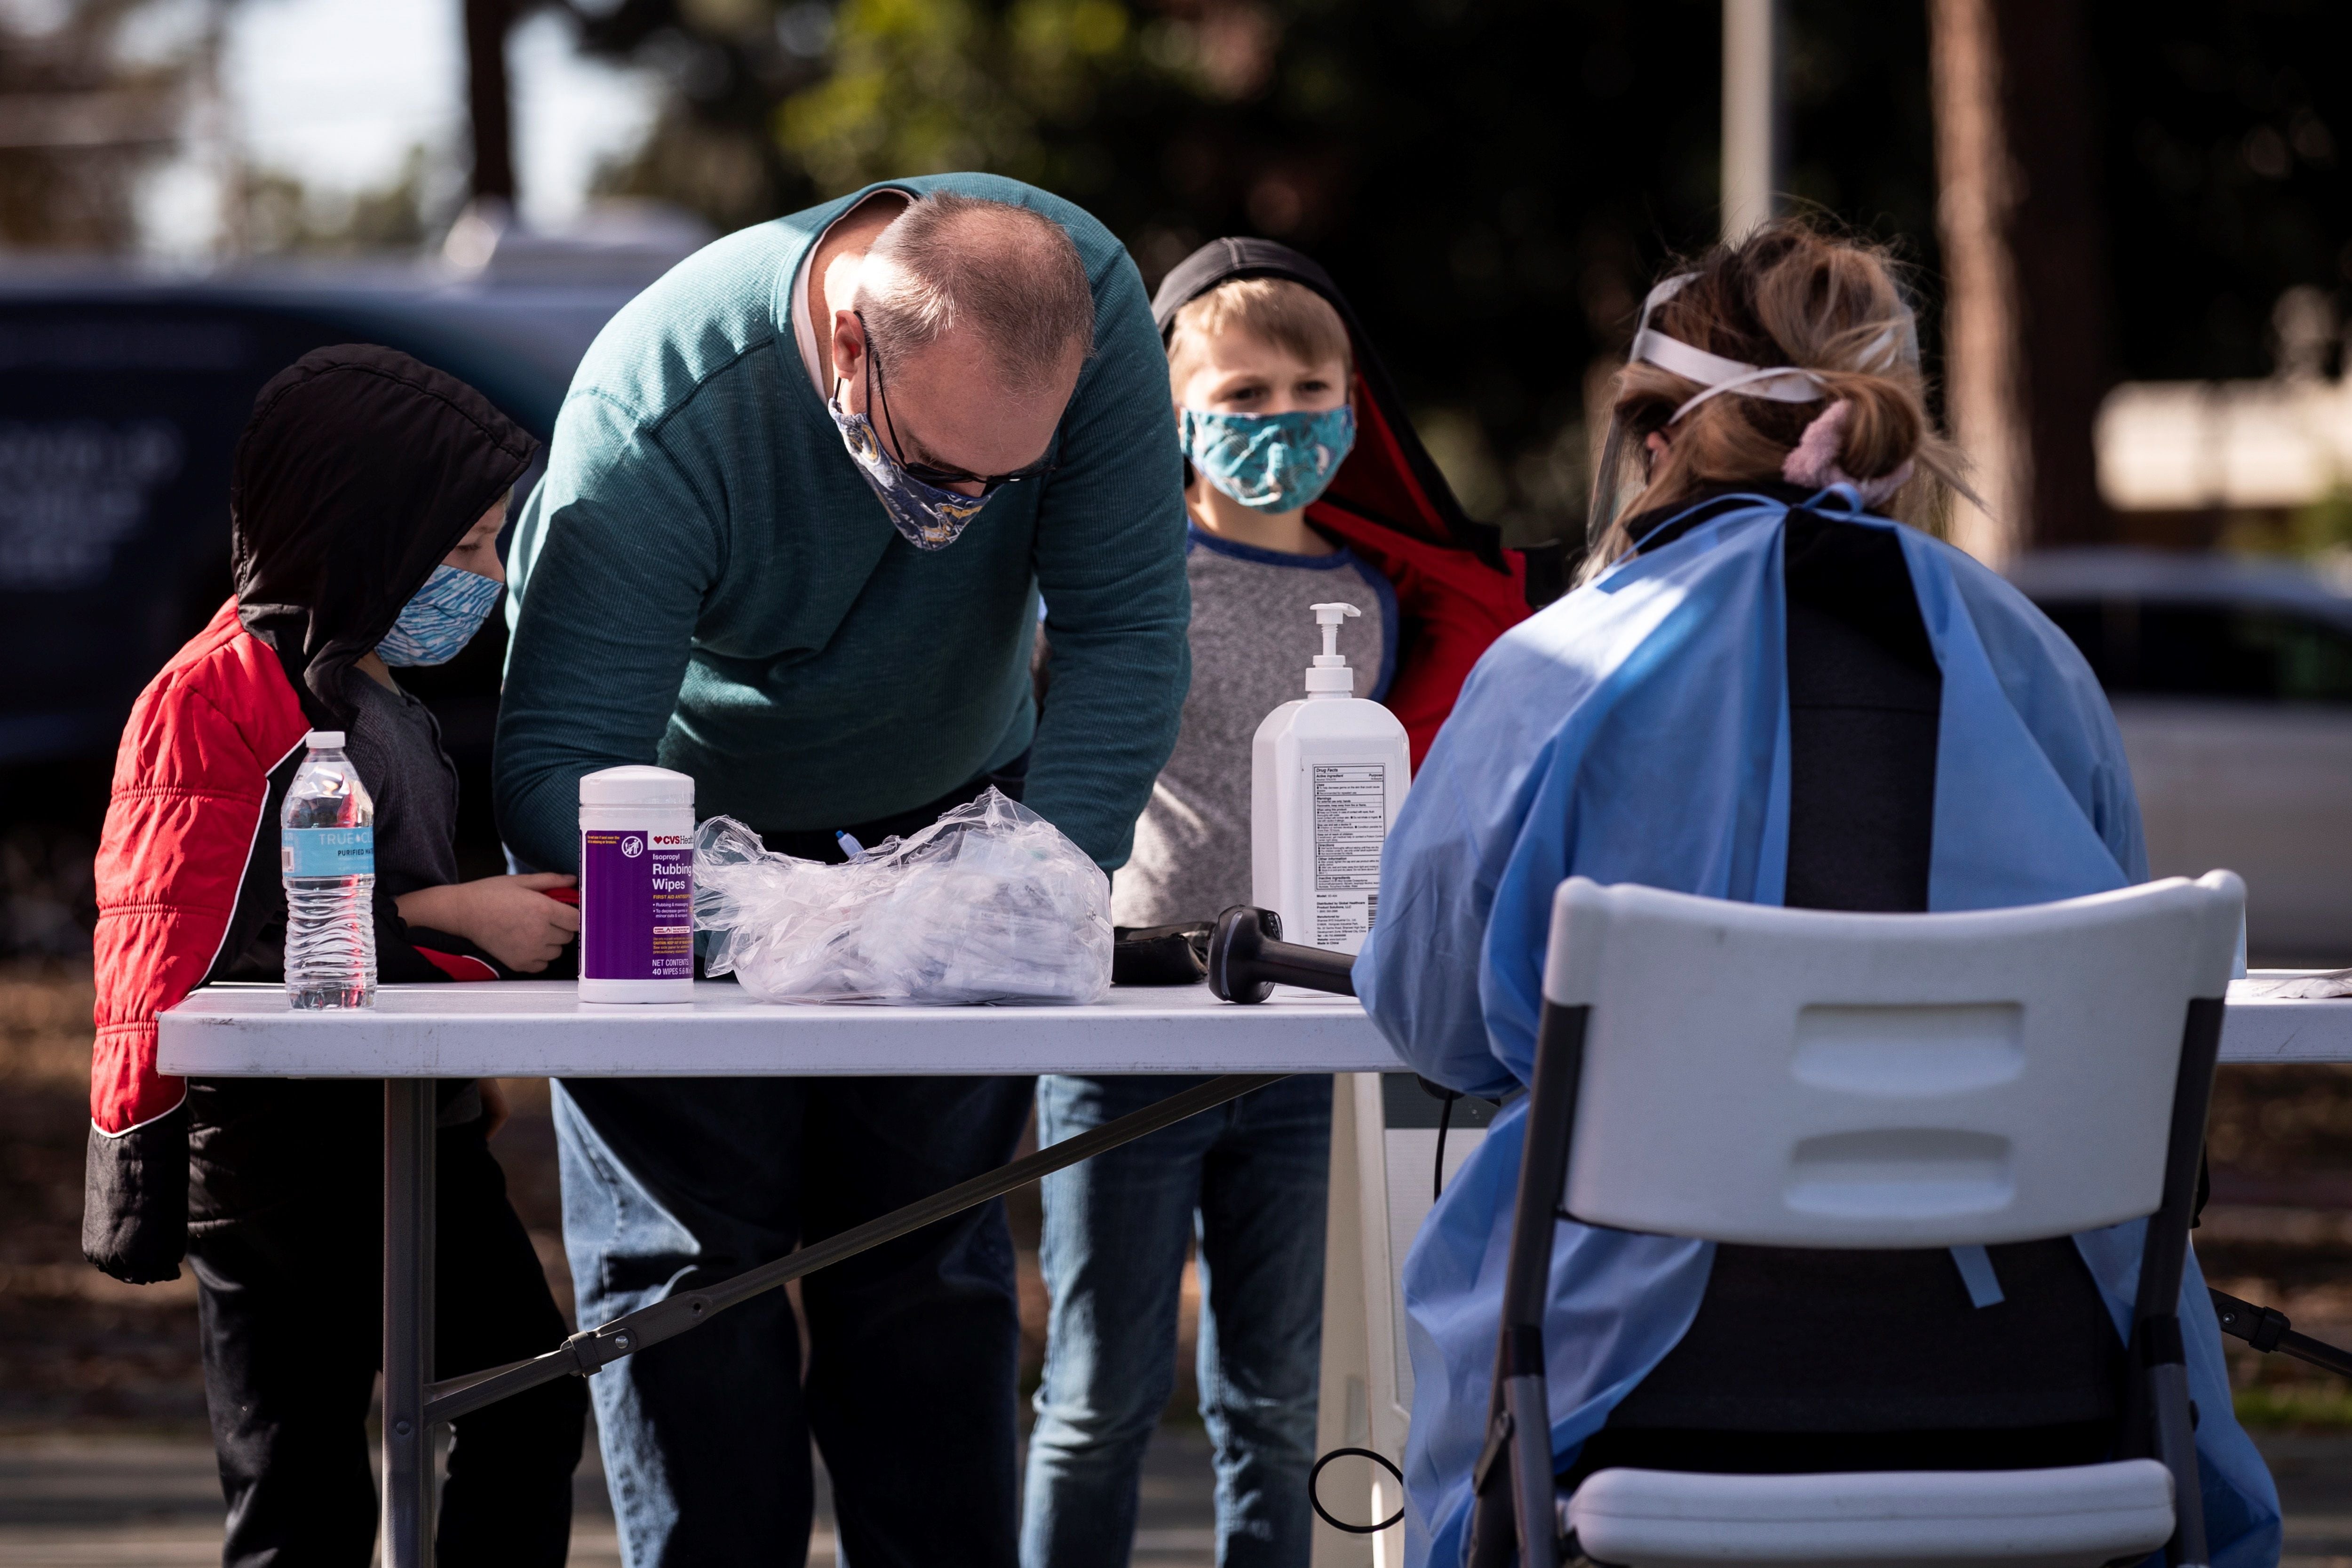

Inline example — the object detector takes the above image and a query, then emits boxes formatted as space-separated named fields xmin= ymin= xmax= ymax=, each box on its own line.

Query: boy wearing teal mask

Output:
xmin=1022 ymin=240 xmax=1540 ymax=1567
xmin=1025 ymin=241 xmax=1538 ymax=1568
xmin=1130 ymin=271 xmax=1391 ymax=916
xmin=1022 ymin=269 xmax=1393 ymax=1568
xmin=1173 ymin=304 xmax=1359 ymax=530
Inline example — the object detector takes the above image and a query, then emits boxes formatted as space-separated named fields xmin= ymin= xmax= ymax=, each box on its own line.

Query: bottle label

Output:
xmin=580 ymin=828 xmax=695 ymax=981
xmin=1309 ymin=761 xmax=1390 ymax=951
xmin=282 ymin=826 xmax=373 ymax=878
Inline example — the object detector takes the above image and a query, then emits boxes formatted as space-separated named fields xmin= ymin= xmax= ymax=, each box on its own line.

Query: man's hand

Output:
xmin=395 ymin=873 xmax=581 ymax=972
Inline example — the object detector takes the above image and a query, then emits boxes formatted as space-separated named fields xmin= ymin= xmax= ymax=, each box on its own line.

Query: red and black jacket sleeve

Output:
xmin=80 ymin=601 xmax=485 ymax=1283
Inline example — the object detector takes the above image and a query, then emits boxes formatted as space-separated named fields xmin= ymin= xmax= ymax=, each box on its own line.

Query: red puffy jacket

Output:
xmin=84 ymin=601 xmax=505 ymax=1281
xmin=94 ymin=598 xmax=503 ymax=1133
xmin=91 ymin=600 xmax=314 ymax=1141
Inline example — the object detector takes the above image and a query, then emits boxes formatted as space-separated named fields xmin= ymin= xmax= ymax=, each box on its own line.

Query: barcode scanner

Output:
xmin=1206 ymin=905 xmax=1358 ymax=1003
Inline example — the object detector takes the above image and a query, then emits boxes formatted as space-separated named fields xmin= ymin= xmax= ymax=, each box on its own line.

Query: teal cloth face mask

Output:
xmin=1180 ymin=406 xmax=1355 ymax=513
xmin=378 ymin=564 xmax=502 ymax=667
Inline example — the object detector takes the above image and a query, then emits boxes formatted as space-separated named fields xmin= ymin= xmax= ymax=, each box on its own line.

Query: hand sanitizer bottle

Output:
xmin=1250 ymin=602 xmax=1412 ymax=955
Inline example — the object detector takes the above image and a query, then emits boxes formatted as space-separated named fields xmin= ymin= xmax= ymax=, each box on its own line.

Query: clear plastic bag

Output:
xmin=693 ymin=787 xmax=1113 ymax=1005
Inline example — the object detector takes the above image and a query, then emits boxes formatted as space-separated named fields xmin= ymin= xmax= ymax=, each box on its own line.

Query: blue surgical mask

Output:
xmin=378 ymin=564 xmax=502 ymax=667
xmin=827 ymin=391 xmax=995 ymax=550
xmin=1180 ymin=406 xmax=1356 ymax=514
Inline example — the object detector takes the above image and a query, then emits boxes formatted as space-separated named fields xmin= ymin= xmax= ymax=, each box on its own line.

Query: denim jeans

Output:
xmin=555 ymin=1073 xmax=1035 ymax=1568
xmin=1022 ymin=1073 xmax=1332 ymax=1568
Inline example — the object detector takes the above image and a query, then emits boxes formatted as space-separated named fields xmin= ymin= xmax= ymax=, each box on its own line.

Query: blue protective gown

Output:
xmin=1354 ymin=490 xmax=2282 ymax=1568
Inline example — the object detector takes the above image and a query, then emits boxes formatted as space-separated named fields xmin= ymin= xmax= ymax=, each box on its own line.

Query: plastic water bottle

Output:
xmin=281 ymin=730 xmax=377 ymax=1009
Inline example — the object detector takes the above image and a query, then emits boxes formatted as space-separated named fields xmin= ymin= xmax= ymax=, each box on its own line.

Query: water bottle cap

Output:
xmin=307 ymin=730 xmax=345 ymax=749
xmin=580 ymin=764 xmax=696 ymax=807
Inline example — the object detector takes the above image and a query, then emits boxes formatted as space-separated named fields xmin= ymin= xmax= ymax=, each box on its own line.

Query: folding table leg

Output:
xmin=383 ymin=1078 xmax=437 ymax=1568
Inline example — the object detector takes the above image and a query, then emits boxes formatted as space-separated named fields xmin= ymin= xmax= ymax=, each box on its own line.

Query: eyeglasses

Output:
xmin=855 ymin=312 xmax=1057 ymax=494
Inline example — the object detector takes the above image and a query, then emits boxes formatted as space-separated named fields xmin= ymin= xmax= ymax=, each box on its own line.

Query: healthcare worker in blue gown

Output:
xmin=1354 ymin=223 xmax=2281 ymax=1568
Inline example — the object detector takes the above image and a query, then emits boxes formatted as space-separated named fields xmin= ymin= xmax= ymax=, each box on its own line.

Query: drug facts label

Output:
xmin=581 ymin=828 xmax=694 ymax=981
xmin=1309 ymin=762 xmax=1389 ymax=948
xmin=282 ymin=826 xmax=373 ymax=878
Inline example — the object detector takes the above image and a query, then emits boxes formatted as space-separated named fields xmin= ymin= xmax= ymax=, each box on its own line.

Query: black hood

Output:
xmin=1151 ymin=236 xmax=1509 ymax=573
xmin=231 ymin=345 xmax=535 ymax=724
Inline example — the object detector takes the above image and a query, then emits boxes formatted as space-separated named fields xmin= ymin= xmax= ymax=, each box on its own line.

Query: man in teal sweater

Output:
xmin=495 ymin=175 xmax=1188 ymax=1567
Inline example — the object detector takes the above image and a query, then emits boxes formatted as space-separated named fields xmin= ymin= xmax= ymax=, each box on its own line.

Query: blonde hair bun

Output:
xmin=1593 ymin=222 xmax=1967 ymax=566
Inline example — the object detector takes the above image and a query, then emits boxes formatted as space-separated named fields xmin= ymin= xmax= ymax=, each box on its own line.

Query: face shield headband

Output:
xmin=1583 ymin=273 xmax=1920 ymax=550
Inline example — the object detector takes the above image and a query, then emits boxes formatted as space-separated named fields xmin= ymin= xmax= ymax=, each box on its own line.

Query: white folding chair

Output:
xmin=1465 ymin=871 xmax=2244 ymax=1568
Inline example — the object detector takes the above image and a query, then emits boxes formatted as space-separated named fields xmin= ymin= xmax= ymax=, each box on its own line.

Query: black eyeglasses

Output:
xmin=855 ymin=312 xmax=1057 ymax=494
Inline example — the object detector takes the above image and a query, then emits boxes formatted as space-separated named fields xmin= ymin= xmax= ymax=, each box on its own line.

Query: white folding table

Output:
xmin=156 ymin=975 xmax=2352 ymax=1568
xmin=2209 ymin=974 xmax=2352 ymax=1063
xmin=159 ymin=980 xmax=1405 ymax=1568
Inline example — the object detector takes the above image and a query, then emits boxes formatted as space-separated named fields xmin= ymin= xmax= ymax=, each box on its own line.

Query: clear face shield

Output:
xmin=1582 ymin=273 xmax=1923 ymax=560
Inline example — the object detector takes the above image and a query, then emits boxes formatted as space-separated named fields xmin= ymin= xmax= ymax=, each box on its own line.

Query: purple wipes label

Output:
xmin=580 ymin=828 xmax=694 ymax=981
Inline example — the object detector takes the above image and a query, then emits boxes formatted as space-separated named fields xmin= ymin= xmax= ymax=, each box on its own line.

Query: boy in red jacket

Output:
xmin=84 ymin=345 xmax=584 ymax=1567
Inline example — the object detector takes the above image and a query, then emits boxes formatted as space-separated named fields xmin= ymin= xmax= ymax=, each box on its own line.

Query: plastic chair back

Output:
xmin=1541 ymin=873 xmax=2243 ymax=1249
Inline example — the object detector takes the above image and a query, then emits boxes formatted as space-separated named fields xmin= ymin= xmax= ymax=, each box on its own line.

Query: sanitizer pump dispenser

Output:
xmin=1251 ymin=601 xmax=1413 ymax=955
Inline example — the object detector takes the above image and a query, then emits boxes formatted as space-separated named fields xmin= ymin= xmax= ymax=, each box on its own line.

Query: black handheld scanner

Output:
xmin=1205 ymin=906 xmax=1358 ymax=1003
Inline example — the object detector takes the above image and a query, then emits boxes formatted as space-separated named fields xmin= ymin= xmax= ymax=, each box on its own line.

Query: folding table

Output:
xmin=157 ymin=973 xmax=2352 ymax=1568
xmin=159 ymin=979 xmax=1404 ymax=1568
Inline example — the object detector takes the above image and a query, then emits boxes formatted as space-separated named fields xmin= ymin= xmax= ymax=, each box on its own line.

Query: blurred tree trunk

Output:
xmin=464 ymin=0 xmax=516 ymax=203
xmin=0 ymin=0 xmax=191 ymax=248
xmin=1931 ymin=0 xmax=2109 ymax=563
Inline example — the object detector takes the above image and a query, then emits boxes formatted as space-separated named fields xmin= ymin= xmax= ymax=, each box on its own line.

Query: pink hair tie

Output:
xmin=1781 ymin=400 xmax=1913 ymax=507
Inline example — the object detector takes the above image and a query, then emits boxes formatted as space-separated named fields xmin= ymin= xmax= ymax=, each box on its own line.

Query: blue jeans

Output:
xmin=555 ymin=1074 xmax=1034 ymax=1568
xmin=1022 ymin=1074 xmax=1332 ymax=1568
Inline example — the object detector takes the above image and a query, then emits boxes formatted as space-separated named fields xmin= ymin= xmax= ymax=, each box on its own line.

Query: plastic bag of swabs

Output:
xmin=692 ymin=787 xmax=1112 ymax=1004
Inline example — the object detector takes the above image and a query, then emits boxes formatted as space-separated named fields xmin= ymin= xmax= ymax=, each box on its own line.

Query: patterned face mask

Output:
xmin=827 ymin=391 xmax=996 ymax=551
xmin=378 ymin=564 xmax=502 ymax=667
xmin=1179 ymin=405 xmax=1356 ymax=514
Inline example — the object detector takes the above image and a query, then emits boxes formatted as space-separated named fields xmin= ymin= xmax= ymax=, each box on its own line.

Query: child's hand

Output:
xmin=396 ymin=874 xmax=581 ymax=973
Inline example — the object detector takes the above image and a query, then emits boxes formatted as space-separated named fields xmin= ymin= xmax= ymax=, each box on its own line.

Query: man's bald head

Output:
xmin=854 ymin=192 xmax=1095 ymax=398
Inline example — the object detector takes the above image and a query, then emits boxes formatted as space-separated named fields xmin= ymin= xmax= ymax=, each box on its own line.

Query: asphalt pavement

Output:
xmin=7 ymin=1422 xmax=2352 ymax=1566
xmin=0 ymin=1420 xmax=1225 ymax=1567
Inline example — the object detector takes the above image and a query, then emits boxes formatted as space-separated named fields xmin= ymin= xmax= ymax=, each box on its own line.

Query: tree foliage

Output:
xmin=0 ymin=0 xmax=195 ymax=249
xmin=2094 ymin=0 xmax=2352 ymax=382
xmin=566 ymin=0 xmax=2347 ymax=542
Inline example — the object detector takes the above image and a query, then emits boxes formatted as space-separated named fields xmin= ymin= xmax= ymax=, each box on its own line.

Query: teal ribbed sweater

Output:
xmin=495 ymin=174 xmax=1190 ymax=872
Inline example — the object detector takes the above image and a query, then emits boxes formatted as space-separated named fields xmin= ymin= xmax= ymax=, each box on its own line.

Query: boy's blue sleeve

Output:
xmin=1023 ymin=249 xmax=1192 ymax=870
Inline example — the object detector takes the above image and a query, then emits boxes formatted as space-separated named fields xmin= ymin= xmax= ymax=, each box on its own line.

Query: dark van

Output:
xmin=0 ymin=260 xmax=651 ymax=934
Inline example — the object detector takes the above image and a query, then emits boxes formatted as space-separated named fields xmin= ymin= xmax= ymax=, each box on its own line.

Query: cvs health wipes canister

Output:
xmin=579 ymin=765 xmax=696 ymax=1002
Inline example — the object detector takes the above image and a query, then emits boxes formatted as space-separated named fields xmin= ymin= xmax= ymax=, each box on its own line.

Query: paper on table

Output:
xmin=2236 ymin=969 xmax=2352 ymax=1000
